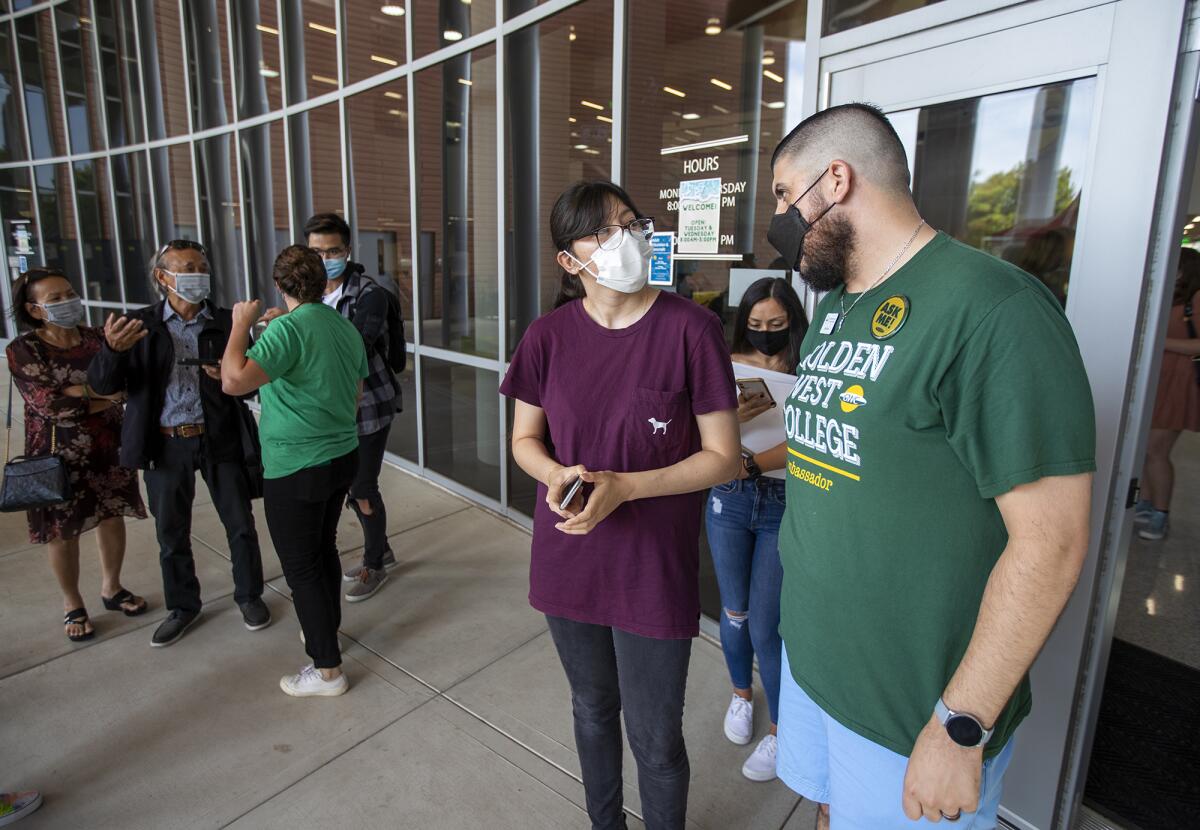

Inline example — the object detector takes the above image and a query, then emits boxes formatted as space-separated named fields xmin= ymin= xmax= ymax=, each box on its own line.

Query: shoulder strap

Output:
xmin=5 ymin=373 xmax=12 ymax=462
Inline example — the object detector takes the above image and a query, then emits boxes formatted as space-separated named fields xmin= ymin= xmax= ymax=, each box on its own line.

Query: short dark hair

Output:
xmin=11 ymin=268 xmax=72 ymax=331
xmin=1176 ymin=246 xmax=1200 ymax=305
xmin=303 ymin=212 xmax=351 ymax=246
xmin=772 ymin=103 xmax=910 ymax=194
xmin=273 ymin=245 xmax=327 ymax=304
xmin=730 ymin=277 xmax=809 ymax=370
xmin=549 ymin=180 xmax=643 ymax=308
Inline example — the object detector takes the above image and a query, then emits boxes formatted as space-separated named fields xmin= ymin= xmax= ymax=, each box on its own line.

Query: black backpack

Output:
xmin=359 ymin=274 xmax=407 ymax=374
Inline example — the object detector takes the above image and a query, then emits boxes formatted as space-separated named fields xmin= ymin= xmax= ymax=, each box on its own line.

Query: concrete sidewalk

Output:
xmin=0 ymin=373 xmax=815 ymax=829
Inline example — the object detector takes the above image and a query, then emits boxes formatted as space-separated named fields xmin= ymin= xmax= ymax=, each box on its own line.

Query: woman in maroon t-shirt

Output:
xmin=501 ymin=181 xmax=740 ymax=829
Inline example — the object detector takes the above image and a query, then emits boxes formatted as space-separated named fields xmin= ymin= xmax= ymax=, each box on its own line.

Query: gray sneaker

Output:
xmin=345 ymin=567 xmax=389 ymax=603
xmin=342 ymin=548 xmax=396 ymax=582
xmin=1138 ymin=510 xmax=1169 ymax=541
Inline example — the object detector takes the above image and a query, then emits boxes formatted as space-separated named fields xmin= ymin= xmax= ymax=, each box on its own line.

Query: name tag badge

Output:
xmin=820 ymin=312 xmax=838 ymax=335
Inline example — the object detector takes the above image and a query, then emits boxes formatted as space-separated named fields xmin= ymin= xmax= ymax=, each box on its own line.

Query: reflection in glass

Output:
xmin=111 ymin=152 xmax=157 ymax=304
xmin=625 ymin=1 xmax=807 ymax=333
xmin=146 ymin=0 xmax=190 ymax=137
xmin=903 ymin=77 xmax=1096 ymax=306
xmin=183 ymin=0 xmax=234 ymax=130
xmin=93 ymin=0 xmax=145 ymax=148
xmin=231 ymin=0 xmax=284 ymax=117
xmin=347 ymin=80 xmax=413 ymax=342
xmin=289 ymin=101 xmax=343 ymax=235
xmin=414 ymin=45 xmax=499 ymax=357
xmin=413 ymin=0 xmax=495 ymax=59
xmin=241 ymin=119 xmax=289 ymax=303
xmin=344 ymin=0 xmax=406 ymax=84
xmin=823 ymin=0 xmax=945 ymax=35
xmin=384 ymin=361 xmax=418 ymax=463
xmin=284 ymin=0 xmax=340 ymax=102
xmin=0 ymin=169 xmax=35 ymax=305
xmin=0 ymin=21 xmax=28 ymax=161
xmin=74 ymin=159 xmax=121 ymax=302
xmin=56 ymin=1 xmax=105 ymax=154
xmin=505 ymin=396 xmax=537 ymax=517
xmin=35 ymin=164 xmax=81 ymax=284
xmin=505 ymin=0 xmax=611 ymax=354
xmin=422 ymin=356 xmax=500 ymax=500
xmin=195 ymin=135 xmax=245 ymax=303
xmin=151 ymin=143 xmax=200 ymax=244
xmin=15 ymin=11 xmax=68 ymax=159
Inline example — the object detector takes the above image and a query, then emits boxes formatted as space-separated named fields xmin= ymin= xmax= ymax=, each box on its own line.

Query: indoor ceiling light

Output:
xmin=380 ymin=4 xmax=404 ymax=16
xmin=311 ymin=74 xmax=338 ymax=86
xmin=567 ymin=116 xmax=576 ymax=123
xmin=663 ymin=86 xmax=686 ymax=98
xmin=569 ymin=26 xmax=576 ymax=42
xmin=710 ymin=78 xmax=732 ymax=91
xmin=384 ymin=91 xmax=403 ymax=99
xmin=584 ymin=148 xmax=600 ymax=155
xmin=259 ymin=67 xmax=280 ymax=78
xmin=580 ymin=99 xmax=604 ymax=110
xmin=712 ymin=104 xmax=730 ymax=114
xmin=443 ymin=29 xmax=463 ymax=41
xmin=762 ymin=50 xmax=776 ymax=66
xmin=763 ymin=69 xmax=783 ymax=83
xmin=685 ymin=129 xmax=700 ymax=137
xmin=256 ymin=23 xmax=279 ymax=35
xmin=597 ymin=115 xmax=612 ymax=123
xmin=704 ymin=18 xmax=721 ymax=35
xmin=371 ymin=54 xmax=399 ymax=66
xmin=681 ymin=113 xmax=701 ymax=120
xmin=388 ymin=109 xmax=402 ymax=116
xmin=308 ymin=22 xmax=337 ymax=35
xmin=574 ymin=144 xmax=588 ymax=150
xmin=458 ymin=77 xmax=473 ymax=86
xmin=765 ymin=101 xmax=785 ymax=109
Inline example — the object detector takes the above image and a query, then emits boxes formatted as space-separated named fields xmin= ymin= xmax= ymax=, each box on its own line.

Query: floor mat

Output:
xmin=1083 ymin=638 xmax=1200 ymax=829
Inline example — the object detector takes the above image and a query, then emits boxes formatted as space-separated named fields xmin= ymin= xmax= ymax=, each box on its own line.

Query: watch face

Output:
xmin=946 ymin=714 xmax=984 ymax=747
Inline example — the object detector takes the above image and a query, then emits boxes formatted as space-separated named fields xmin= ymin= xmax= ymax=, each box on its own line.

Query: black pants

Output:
xmin=264 ymin=449 xmax=357 ymax=669
xmin=546 ymin=615 xmax=693 ymax=830
xmin=347 ymin=422 xmax=392 ymax=570
xmin=143 ymin=436 xmax=264 ymax=615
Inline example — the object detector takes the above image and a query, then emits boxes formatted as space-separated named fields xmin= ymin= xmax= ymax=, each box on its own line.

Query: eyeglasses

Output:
xmin=587 ymin=217 xmax=655 ymax=251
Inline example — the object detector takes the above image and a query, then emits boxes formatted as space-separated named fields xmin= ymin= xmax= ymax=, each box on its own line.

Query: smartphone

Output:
xmin=736 ymin=377 xmax=776 ymax=407
xmin=178 ymin=357 xmax=220 ymax=367
xmin=559 ymin=476 xmax=584 ymax=512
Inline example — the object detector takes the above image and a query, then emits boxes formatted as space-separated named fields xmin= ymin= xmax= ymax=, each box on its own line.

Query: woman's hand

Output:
xmin=257 ymin=307 xmax=287 ymax=326
xmin=737 ymin=391 xmax=773 ymax=424
xmin=546 ymin=464 xmax=588 ymax=520
xmin=232 ymin=300 xmax=262 ymax=331
xmin=555 ymin=471 xmax=633 ymax=535
xmin=62 ymin=384 xmax=89 ymax=398
xmin=103 ymin=314 xmax=147 ymax=352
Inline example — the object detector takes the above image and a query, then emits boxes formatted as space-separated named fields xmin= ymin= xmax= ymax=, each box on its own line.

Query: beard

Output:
xmin=797 ymin=211 xmax=855 ymax=293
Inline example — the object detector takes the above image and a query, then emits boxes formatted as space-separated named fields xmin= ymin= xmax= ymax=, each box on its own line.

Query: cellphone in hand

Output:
xmin=735 ymin=377 xmax=776 ymax=407
xmin=560 ymin=476 xmax=584 ymax=512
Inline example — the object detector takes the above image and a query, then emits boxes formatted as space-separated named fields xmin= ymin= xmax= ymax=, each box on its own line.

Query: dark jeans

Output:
xmin=347 ymin=422 xmax=392 ymax=570
xmin=546 ymin=615 xmax=693 ymax=830
xmin=143 ymin=435 xmax=264 ymax=615
xmin=264 ymin=449 xmax=357 ymax=669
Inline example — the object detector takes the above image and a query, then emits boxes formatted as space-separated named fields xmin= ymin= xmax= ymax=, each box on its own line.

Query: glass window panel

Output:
xmin=421 ymin=356 xmax=500 ymax=500
xmin=291 ymin=0 xmax=340 ymax=101
xmin=35 ymin=164 xmax=81 ymax=283
xmin=111 ymin=151 xmax=156 ymax=305
xmin=147 ymin=0 xmax=190 ymax=138
xmin=0 ymin=167 xmax=35 ymax=245
xmin=93 ymin=0 xmax=145 ymax=147
xmin=0 ymin=21 xmax=28 ymax=162
xmin=505 ymin=0 xmax=549 ymax=18
xmin=56 ymin=0 xmax=106 ymax=154
xmin=183 ymin=0 xmax=234 ymax=130
xmin=624 ymin=1 xmax=808 ymax=336
xmin=74 ymin=158 xmax=121 ymax=302
xmin=345 ymin=0 xmax=406 ymax=84
xmin=385 ymin=360 xmax=418 ymax=463
xmin=823 ymin=0 xmax=945 ymax=35
xmin=413 ymin=0 xmax=495 ymax=59
xmin=11 ymin=2 xmax=38 ymax=11
xmin=150 ymin=143 xmax=199 ymax=243
xmin=347 ymin=79 xmax=413 ymax=342
xmin=86 ymin=305 xmax=107 ymax=326
xmin=505 ymin=396 xmax=537 ymax=517
xmin=289 ymin=101 xmax=344 ymax=233
xmin=232 ymin=0 xmax=284 ymax=118
xmin=16 ymin=11 xmax=68 ymax=159
xmin=904 ymin=77 xmax=1097 ymax=307
xmin=504 ymin=0 xmax=611 ymax=356
xmin=195 ymin=134 xmax=245 ymax=303
xmin=241 ymin=119 xmax=289 ymax=303
xmin=414 ymin=44 xmax=498 ymax=357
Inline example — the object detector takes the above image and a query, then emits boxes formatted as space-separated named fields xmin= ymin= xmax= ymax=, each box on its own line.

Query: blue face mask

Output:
xmin=324 ymin=257 xmax=347 ymax=280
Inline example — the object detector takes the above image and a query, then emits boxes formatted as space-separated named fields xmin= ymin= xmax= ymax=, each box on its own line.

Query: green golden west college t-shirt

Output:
xmin=779 ymin=232 xmax=1096 ymax=760
xmin=246 ymin=302 xmax=369 ymax=479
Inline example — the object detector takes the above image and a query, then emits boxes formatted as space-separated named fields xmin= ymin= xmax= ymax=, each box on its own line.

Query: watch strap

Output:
xmin=934 ymin=698 xmax=993 ymax=748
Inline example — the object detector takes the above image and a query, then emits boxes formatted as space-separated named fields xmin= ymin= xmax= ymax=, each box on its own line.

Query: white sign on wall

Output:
xmin=677 ymin=177 xmax=721 ymax=254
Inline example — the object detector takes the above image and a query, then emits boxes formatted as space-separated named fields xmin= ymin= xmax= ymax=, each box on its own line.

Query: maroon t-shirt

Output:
xmin=500 ymin=291 xmax=737 ymax=639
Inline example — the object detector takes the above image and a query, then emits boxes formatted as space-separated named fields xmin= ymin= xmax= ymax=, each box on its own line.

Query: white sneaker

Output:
xmin=742 ymin=734 xmax=778 ymax=782
xmin=280 ymin=664 xmax=349 ymax=697
xmin=724 ymin=694 xmax=754 ymax=745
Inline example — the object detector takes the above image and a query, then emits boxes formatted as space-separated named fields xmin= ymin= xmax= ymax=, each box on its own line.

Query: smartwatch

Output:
xmin=741 ymin=449 xmax=762 ymax=478
xmin=934 ymin=698 xmax=993 ymax=749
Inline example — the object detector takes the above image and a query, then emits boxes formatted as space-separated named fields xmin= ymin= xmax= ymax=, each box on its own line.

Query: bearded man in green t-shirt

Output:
xmin=766 ymin=103 xmax=1096 ymax=829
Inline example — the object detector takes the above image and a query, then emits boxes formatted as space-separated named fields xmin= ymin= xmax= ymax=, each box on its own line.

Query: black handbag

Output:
xmin=0 ymin=374 xmax=72 ymax=513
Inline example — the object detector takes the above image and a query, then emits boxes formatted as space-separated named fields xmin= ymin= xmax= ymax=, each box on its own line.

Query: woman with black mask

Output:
xmin=706 ymin=277 xmax=807 ymax=782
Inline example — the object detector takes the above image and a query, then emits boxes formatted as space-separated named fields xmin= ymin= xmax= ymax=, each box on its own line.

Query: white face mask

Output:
xmin=162 ymin=271 xmax=211 ymax=305
xmin=565 ymin=229 xmax=651 ymax=294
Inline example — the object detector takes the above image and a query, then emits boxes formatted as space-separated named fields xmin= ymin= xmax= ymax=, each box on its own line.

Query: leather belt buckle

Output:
xmin=163 ymin=423 xmax=204 ymax=438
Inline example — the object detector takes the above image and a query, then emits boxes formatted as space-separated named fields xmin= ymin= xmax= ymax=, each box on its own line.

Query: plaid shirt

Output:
xmin=333 ymin=267 xmax=398 ymax=436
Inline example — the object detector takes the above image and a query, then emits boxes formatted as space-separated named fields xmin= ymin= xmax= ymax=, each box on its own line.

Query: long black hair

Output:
xmin=550 ymin=180 xmax=644 ymax=309
xmin=730 ymin=277 xmax=809 ymax=370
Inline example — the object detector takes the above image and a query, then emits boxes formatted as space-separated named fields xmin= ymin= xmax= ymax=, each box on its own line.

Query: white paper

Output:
xmin=732 ymin=360 xmax=796 ymax=480
xmin=677 ymin=177 xmax=721 ymax=254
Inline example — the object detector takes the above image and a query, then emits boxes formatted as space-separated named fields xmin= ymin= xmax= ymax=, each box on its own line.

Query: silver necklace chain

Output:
xmin=838 ymin=220 xmax=926 ymax=331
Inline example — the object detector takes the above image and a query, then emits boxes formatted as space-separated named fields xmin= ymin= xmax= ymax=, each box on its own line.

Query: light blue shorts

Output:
xmin=777 ymin=648 xmax=1015 ymax=830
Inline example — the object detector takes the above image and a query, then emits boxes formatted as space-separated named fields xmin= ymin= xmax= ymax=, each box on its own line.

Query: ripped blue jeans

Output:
xmin=705 ymin=477 xmax=786 ymax=724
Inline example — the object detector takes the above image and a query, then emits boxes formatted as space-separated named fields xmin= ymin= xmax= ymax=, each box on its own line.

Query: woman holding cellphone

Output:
xmin=502 ymin=180 xmax=740 ymax=830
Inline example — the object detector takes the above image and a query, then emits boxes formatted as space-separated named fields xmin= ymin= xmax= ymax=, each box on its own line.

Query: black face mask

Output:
xmin=768 ymin=169 xmax=834 ymax=271
xmin=746 ymin=328 xmax=791 ymax=357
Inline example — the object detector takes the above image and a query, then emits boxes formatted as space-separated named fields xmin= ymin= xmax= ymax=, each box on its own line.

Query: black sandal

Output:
xmin=64 ymin=608 xmax=95 ymax=642
xmin=101 ymin=589 xmax=148 ymax=617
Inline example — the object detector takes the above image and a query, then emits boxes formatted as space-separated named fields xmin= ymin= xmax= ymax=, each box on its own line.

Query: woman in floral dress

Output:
xmin=6 ymin=269 xmax=148 ymax=641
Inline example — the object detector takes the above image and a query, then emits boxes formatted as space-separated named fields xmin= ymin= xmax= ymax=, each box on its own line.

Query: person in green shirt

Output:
xmin=765 ymin=104 xmax=1096 ymax=829
xmin=221 ymin=245 xmax=369 ymax=699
